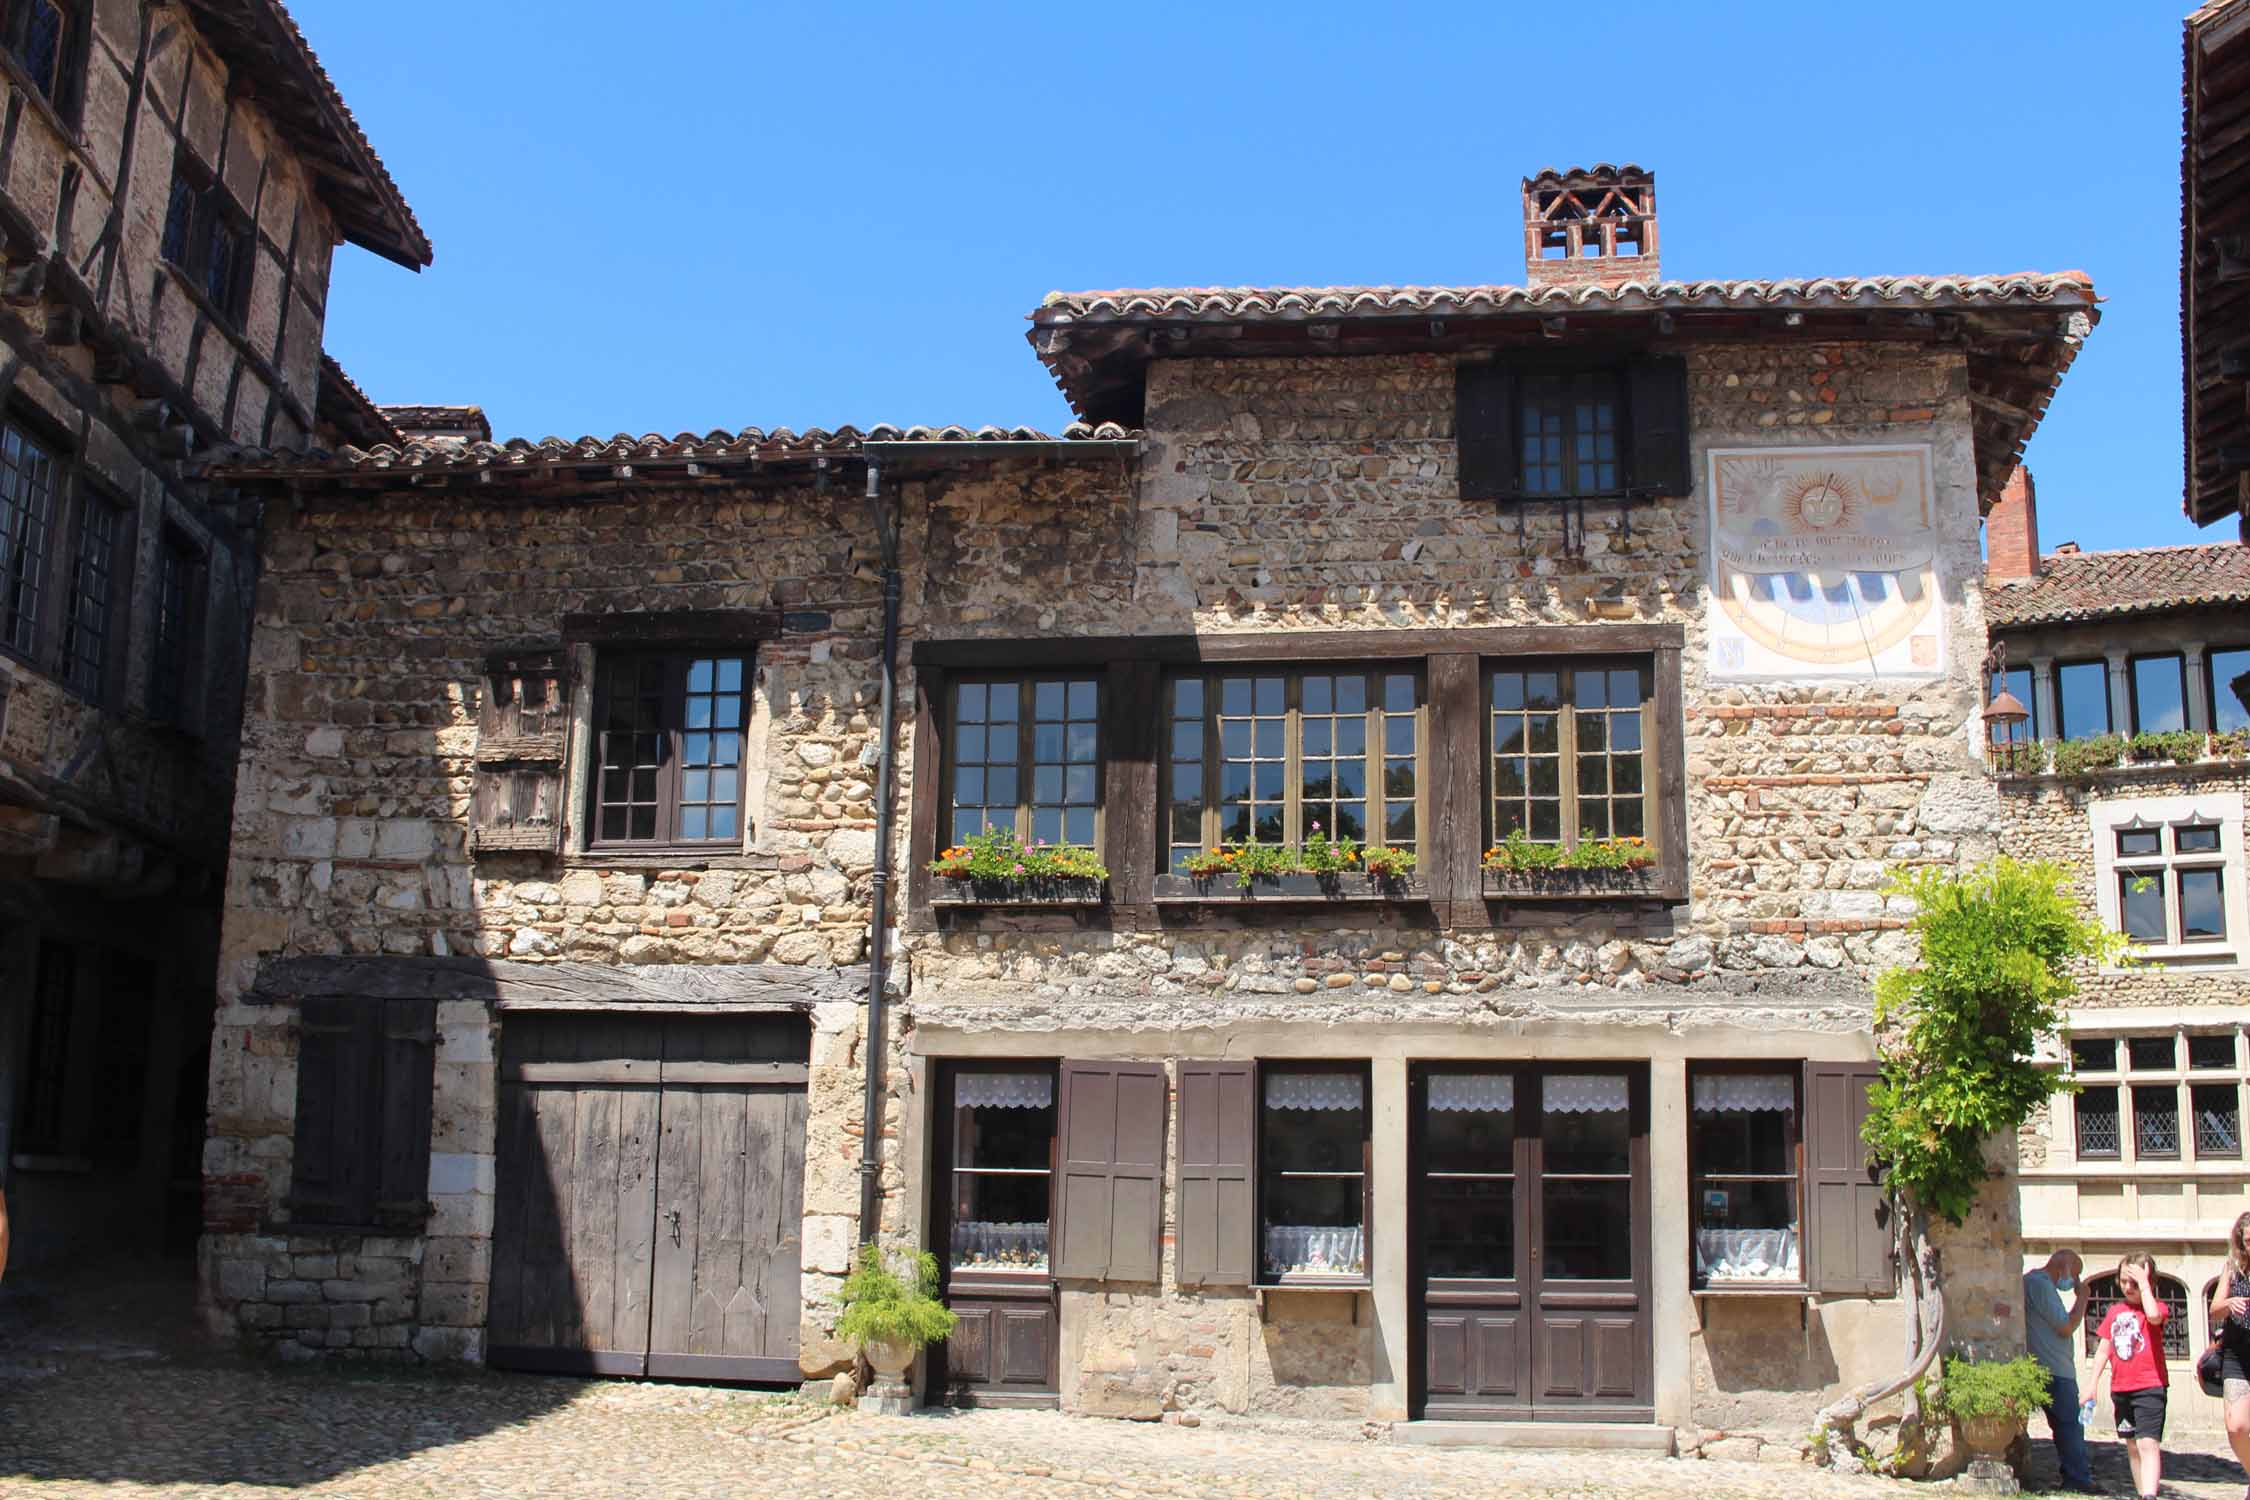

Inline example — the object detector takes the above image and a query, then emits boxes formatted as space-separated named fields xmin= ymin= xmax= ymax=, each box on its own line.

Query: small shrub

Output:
xmin=833 ymin=1244 xmax=957 ymax=1351
xmin=2049 ymin=733 xmax=2126 ymax=778
xmin=2128 ymin=730 xmax=2205 ymax=765
xmin=1360 ymin=845 xmax=1417 ymax=881
xmin=928 ymin=829 xmax=1108 ymax=883
xmin=1483 ymin=828 xmax=1564 ymax=872
xmin=1927 ymin=1354 xmax=2051 ymax=1422
xmin=1180 ymin=836 xmax=1415 ymax=888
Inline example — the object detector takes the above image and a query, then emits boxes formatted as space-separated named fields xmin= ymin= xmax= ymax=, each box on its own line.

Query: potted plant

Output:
xmin=1169 ymin=826 xmax=1419 ymax=899
xmin=834 ymin=1243 xmax=957 ymax=1412
xmin=1927 ymin=1354 xmax=2051 ymax=1466
xmin=927 ymin=829 xmax=1108 ymax=906
xmin=2128 ymin=730 xmax=2206 ymax=766
xmin=1482 ymin=829 xmax=1654 ymax=893
xmin=2050 ymin=732 xmax=2126 ymax=778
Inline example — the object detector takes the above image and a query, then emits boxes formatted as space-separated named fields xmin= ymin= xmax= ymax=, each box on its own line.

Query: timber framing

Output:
xmin=2185 ymin=0 xmax=2250 ymax=530
xmin=244 ymin=955 xmax=872 ymax=1009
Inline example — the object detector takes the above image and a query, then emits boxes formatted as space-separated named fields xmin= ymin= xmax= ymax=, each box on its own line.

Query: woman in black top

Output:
xmin=2207 ymin=1212 xmax=2250 ymax=1496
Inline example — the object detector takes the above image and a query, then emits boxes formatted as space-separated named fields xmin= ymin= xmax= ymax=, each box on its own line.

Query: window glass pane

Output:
xmin=953 ymin=1074 xmax=1053 ymax=1170
xmin=2120 ymin=870 xmax=2168 ymax=942
xmin=1691 ymin=1082 xmax=1795 ymax=1176
xmin=2132 ymin=654 xmax=2187 ymax=733
xmin=2072 ymin=1038 xmax=2118 ymax=1072
xmin=2180 ymin=869 xmax=2225 ymax=941
xmin=2129 ymin=1036 xmax=2178 ymax=1072
xmin=1426 ymin=1176 xmax=1513 ymax=1280
xmin=1261 ymin=1071 xmax=1366 ymax=1281
xmin=0 ymin=422 xmax=56 ymax=656
xmin=2117 ymin=828 xmax=2162 ymax=858
xmin=1543 ymin=1179 xmax=1632 ymax=1280
xmin=2195 ymin=1084 xmax=2241 ymax=1158
xmin=2057 ymin=661 xmax=2111 ymax=739
xmin=1542 ymin=1076 xmax=1630 ymax=1173
xmin=1423 ymin=1076 xmax=1515 ymax=1279
xmin=1028 ymin=677 xmax=1099 ymax=848
xmin=1519 ymin=376 xmax=1565 ymax=495
xmin=2076 ymin=1085 xmax=2120 ymax=1157
xmin=63 ymin=497 xmax=117 ymax=695
xmin=2190 ymin=1034 xmax=2237 ymax=1071
xmin=674 ymin=658 xmax=747 ymax=844
xmin=950 ymin=678 xmax=1021 ymax=843
xmin=1989 ymin=667 xmax=2037 ymax=745
xmin=2134 ymin=1085 xmax=2181 ymax=1157
xmin=595 ymin=656 xmax=668 ymax=841
xmin=2178 ymin=824 xmax=2221 ymax=855
xmin=2212 ymin=647 xmax=2250 ymax=735
xmin=950 ymin=1173 xmax=1052 ymax=1272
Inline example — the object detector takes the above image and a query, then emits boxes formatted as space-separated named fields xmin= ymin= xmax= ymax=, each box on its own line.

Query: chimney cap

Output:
xmin=1522 ymin=163 xmax=1652 ymax=190
xmin=2054 ymin=541 xmax=2081 ymax=554
xmin=1523 ymin=165 xmax=1658 ymax=289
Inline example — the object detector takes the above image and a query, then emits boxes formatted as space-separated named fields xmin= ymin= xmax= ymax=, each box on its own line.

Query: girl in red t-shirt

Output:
xmin=2091 ymin=1252 xmax=2171 ymax=1500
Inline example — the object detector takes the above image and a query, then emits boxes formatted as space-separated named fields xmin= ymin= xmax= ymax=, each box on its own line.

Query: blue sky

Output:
xmin=303 ymin=0 xmax=2200 ymax=553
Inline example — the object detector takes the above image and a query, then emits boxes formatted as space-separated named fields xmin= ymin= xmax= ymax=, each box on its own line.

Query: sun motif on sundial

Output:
xmin=1782 ymin=471 xmax=1857 ymax=532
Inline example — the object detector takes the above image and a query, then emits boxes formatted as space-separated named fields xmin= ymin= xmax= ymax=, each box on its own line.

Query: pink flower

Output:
xmin=1011 ymin=863 xmax=1026 ymax=876
xmin=1311 ymin=821 xmax=1322 ymax=832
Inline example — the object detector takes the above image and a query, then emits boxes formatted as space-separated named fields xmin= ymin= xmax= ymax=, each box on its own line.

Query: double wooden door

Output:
xmin=1411 ymin=1063 xmax=1652 ymax=1422
xmin=488 ymin=1013 xmax=809 ymax=1383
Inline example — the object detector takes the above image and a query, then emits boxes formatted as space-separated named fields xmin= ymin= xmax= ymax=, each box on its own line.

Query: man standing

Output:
xmin=2025 ymin=1249 xmax=2095 ymax=1493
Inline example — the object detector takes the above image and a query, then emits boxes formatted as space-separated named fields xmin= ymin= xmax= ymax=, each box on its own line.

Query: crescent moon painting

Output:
xmin=1707 ymin=445 xmax=1943 ymax=680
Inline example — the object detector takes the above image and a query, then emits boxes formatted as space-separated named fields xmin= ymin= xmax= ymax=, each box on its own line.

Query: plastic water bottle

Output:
xmin=2080 ymin=1396 xmax=2097 ymax=1427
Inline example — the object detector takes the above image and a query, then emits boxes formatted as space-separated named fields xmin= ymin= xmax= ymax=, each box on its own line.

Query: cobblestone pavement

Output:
xmin=8 ymin=1271 xmax=2250 ymax=1499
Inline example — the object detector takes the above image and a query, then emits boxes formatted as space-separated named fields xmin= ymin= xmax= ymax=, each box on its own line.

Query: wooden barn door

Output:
xmin=488 ymin=1012 xmax=807 ymax=1382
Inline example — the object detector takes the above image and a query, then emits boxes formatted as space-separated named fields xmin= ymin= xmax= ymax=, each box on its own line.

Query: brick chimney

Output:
xmin=1522 ymin=165 xmax=1659 ymax=290
xmin=1986 ymin=465 xmax=2041 ymax=581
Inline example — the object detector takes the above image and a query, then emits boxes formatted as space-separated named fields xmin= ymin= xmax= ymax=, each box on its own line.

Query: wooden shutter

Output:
xmin=1455 ymin=363 xmax=1518 ymax=502
xmin=1806 ymin=1062 xmax=1894 ymax=1295
xmin=1624 ymin=355 xmax=1691 ymax=497
xmin=1175 ymin=1061 xmax=1255 ymax=1287
xmin=473 ymin=648 xmax=568 ymax=854
xmin=1054 ymin=1060 xmax=1168 ymax=1282
xmin=374 ymin=998 xmax=438 ymax=1230
xmin=288 ymin=997 xmax=374 ymax=1224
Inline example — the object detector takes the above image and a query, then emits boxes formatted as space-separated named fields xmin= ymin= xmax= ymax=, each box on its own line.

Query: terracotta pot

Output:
xmin=1956 ymin=1413 xmax=2020 ymax=1461
xmin=860 ymin=1336 xmax=916 ymax=1378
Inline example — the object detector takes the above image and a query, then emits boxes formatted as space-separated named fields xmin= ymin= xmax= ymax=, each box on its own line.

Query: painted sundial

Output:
xmin=1706 ymin=445 xmax=1943 ymax=679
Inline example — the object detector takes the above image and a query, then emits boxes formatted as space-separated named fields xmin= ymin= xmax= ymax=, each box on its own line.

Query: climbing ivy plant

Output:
xmin=1818 ymin=857 xmax=2127 ymax=1468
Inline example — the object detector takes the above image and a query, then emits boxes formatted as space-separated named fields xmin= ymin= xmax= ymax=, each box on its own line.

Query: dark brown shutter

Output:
xmin=374 ymin=998 xmax=438 ymax=1229
xmin=1054 ymin=1061 xmax=1167 ymax=1282
xmin=1175 ymin=1061 xmax=1255 ymax=1287
xmin=288 ymin=997 xmax=372 ymax=1224
xmin=1624 ymin=355 xmax=1691 ymax=497
xmin=1806 ymin=1062 xmax=1894 ymax=1295
xmin=473 ymin=649 xmax=568 ymax=854
xmin=1455 ymin=362 xmax=1518 ymax=502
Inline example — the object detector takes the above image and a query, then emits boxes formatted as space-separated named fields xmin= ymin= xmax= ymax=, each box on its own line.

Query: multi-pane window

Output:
xmin=1690 ymin=1069 xmax=1802 ymax=1286
xmin=590 ymin=652 xmax=748 ymax=847
xmin=160 ymin=158 xmax=251 ymax=325
xmin=1 ymin=0 xmax=68 ymax=107
xmin=2131 ymin=653 xmax=2189 ymax=734
xmin=1164 ymin=669 xmax=1419 ymax=871
xmin=2057 ymin=659 xmax=2111 ymax=739
xmin=1260 ymin=1066 xmax=1369 ymax=1284
xmin=946 ymin=677 xmax=1099 ymax=849
xmin=0 ymin=419 xmax=56 ymax=657
xmin=1422 ymin=1071 xmax=1516 ymax=1280
xmin=2113 ymin=820 xmax=2229 ymax=947
xmin=2083 ymin=1271 xmax=2190 ymax=1359
xmin=2210 ymin=646 xmax=2250 ymax=735
xmin=946 ymin=1067 xmax=1055 ymax=1274
xmin=1989 ymin=665 xmax=2038 ymax=746
xmin=149 ymin=531 xmax=203 ymax=724
xmin=60 ymin=493 xmax=119 ymax=698
xmin=1489 ymin=662 xmax=1650 ymax=847
xmin=1519 ymin=371 xmax=1621 ymax=497
xmin=2072 ymin=1030 xmax=2244 ymax=1166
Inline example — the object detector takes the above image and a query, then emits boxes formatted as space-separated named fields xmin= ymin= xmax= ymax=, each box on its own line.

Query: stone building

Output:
xmin=197 ymin=165 xmax=2098 ymax=1446
xmin=0 ymin=1 xmax=426 ymax=1267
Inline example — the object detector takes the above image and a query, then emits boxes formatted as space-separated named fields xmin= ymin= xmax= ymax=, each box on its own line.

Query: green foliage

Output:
xmin=1360 ymin=844 xmax=1418 ymax=880
xmin=1483 ymin=828 xmax=1564 ymax=871
xmin=928 ymin=829 xmax=1108 ymax=883
xmin=833 ymin=1244 xmax=957 ymax=1351
xmin=1481 ymin=828 xmax=1655 ymax=873
xmin=1864 ymin=859 xmax=2128 ymax=1225
xmin=2128 ymin=730 xmax=2206 ymax=765
xmin=2045 ymin=733 xmax=2126 ymax=778
xmin=1927 ymin=1355 xmax=2052 ymax=1421
xmin=1180 ymin=837 xmax=1415 ymax=887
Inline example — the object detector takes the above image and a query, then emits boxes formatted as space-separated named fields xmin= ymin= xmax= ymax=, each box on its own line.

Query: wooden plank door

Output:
xmin=488 ymin=1016 xmax=662 ymax=1376
xmin=1524 ymin=1068 xmax=1652 ymax=1420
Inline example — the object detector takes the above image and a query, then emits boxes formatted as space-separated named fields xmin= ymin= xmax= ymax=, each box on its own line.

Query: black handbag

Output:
xmin=2198 ymin=1341 xmax=2226 ymax=1398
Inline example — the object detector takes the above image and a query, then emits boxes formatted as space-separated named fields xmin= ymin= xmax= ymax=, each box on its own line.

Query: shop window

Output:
xmin=2057 ymin=659 xmax=2111 ymax=739
xmin=1689 ymin=1070 xmax=1801 ymax=1286
xmin=1544 ymin=1072 xmax=1636 ymax=1281
xmin=1489 ymin=661 xmax=1652 ymax=849
xmin=1258 ymin=1066 xmax=1369 ymax=1284
xmin=2130 ymin=653 xmax=2189 ymax=734
xmin=945 ymin=676 xmax=1100 ymax=850
xmin=589 ymin=652 xmax=748 ymax=848
xmin=2083 ymin=1270 xmax=2189 ymax=1359
xmin=1164 ymin=670 xmax=1420 ymax=873
xmin=945 ymin=1069 xmax=1054 ymax=1274
xmin=2210 ymin=646 xmax=2250 ymax=735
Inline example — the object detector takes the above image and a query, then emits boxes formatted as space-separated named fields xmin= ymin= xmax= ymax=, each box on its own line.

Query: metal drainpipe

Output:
xmin=857 ymin=459 xmax=901 ymax=1244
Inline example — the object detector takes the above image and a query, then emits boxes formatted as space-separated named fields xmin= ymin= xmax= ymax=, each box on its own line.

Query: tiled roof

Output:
xmin=1986 ymin=542 xmax=2250 ymax=627
xmin=380 ymin=404 xmax=494 ymax=443
xmin=199 ymin=421 xmax=1137 ymax=480
xmin=313 ymin=356 xmax=401 ymax=449
xmin=181 ymin=1 xmax=430 ymax=268
xmin=2182 ymin=0 xmax=2250 ymax=527
xmin=1033 ymin=272 xmax=2096 ymax=323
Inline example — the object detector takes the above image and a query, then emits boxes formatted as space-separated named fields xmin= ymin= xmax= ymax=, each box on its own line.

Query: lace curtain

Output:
xmin=1429 ymin=1074 xmax=1515 ymax=1113
xmin=955 ymin=1072 xmax=1053 ymax=1110
xmin=1265 ymin=1073 xmax=1364 ymax=1111
xmin=1692 ymin=1074 xmax=1796 ymax=1114
xmin=1543 ymin=1074 xmax=1630 ymax=1113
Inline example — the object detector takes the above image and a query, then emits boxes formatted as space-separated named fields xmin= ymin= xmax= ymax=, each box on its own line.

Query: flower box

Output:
xmin=1152 ymin=872 xmax=1426 ymax=904
xmin=930 ymin=876 xmax=1106 ymax=908
xmin=1481 ymin=866 xmax=1657 ymax=900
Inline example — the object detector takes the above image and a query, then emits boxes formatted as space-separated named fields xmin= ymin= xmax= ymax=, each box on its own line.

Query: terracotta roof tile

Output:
xmin=1986 ymin=542 xmax=2250 ymax=627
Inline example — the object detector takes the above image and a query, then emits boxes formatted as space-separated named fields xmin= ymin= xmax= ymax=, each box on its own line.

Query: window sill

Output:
xmin=942 ymin=1269 xmax=1054 ymax=1292
xmin=1153 ymin=873 xmax=1427 ymax=904
xmin=1480 ymin=869 xmax=1665 ymax=900
xmin=1693 ymin=1283 xmax=1810 ymax=1298
xmin=563 ymin=847 xmax=773 ymax=870
xmin=930 ymin=877 xmax=1106 ymax=909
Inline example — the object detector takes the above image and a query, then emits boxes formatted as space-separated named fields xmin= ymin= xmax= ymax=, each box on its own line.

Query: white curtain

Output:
xmin=1692 ymin=1074 xmax=1796 ymax=1114
xmin=1262 ymin=1225 xmax=1367 ymax=1278
xmin=1429 ymin=1074 xmax=1515 ymax=1113
xmin=1543 ymin=1075 xmax=1630 ymax=1113
xmin=955 ymin=1072 xmax=1052 ymax=1110
xmin=1695 ymin=1228 xmax=1800 ymax=1282
xmin=1266 ymin=1073 xmax=1364 ymax=1111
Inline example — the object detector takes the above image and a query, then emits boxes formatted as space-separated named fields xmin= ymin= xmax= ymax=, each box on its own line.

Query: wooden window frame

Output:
xmin=2209 ymin=644 xmax=2250 ymax=736
xmin=940 ymin=673 xmax=1105 ymax=854
xmin=2055 ymin=657 xmax=2112 ymax=739
xmin=1456 ymin=353 xmax=1690 ymax=505
xmin=148 ymin=527 xmax=205 ymax=729
xmin=587 ymin=648 xmax=752 ymax=853
xmin=1486 ymin=656 xmax=1657 ymax=854
xmin=1162 ymin=665 xmax=1425 ymax=870
xmin=1255 ymin=1060 xmax=1373 ymax=1290
xmin=935 ymin=1059 xmax=1059 ymax=1289
xmin=59 ymin=485 xmax=125 ymax=703
xmin=0 ymin=0 xmax=84 ymax=124
xmin=1686 ymin=1061 xmax=1805 ymax=1292
xmin=2129 ymin=651 xmax=2191 ymax=735
xmin=0 ymin=413 xmax=60 ymax=665
xmin=1517 ymin=368 xmax=1624 ymax=499
xmin=160 ymin=150 xmax=253 ymax=329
